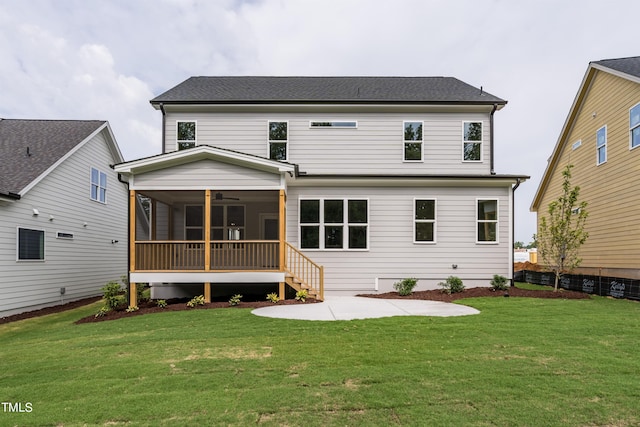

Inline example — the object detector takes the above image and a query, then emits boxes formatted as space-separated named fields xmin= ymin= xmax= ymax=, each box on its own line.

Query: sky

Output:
xmin=1 ymin=0 xmax=638 ymax=243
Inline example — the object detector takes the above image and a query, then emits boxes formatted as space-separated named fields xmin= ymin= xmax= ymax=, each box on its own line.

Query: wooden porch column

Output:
xmin=278 ymin=281 xmax=285 ymax=301
xmin=204 ymin=189 xmax=211 ymax=272
xmin=129 ymin=190 xmax=137 ymax=307
xmin=204 ymin=282 xmax=211 ymax=303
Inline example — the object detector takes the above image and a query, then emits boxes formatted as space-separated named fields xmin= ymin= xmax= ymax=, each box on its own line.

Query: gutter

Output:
xmin=490 ymin=103 xmax=498 ymax=175
xmin=511 ymin=177 xmax=522 ymax=286
xmin=159 ymin=102 xmax=166 ymax=154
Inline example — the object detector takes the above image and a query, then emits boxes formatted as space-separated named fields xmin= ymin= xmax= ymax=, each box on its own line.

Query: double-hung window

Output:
xmin=414 ymin=199 xmax=436 ymax=243
xmin=403 ymin=121 xmax=423 ymax=161
xmin=90 ymin=167 xmax=107 ymax=203
xmin=177 ymin=121 xmax=196 ymax=150
xmin=477 ymin=199 xmax=498 ymax=243
xmin=268 ymin=121 xmax=288 ymax=161
xmin=630 ymin=103 xmax=640 ymax=149
xmin=596 ymin=126 xmax=607 ymax=165
xmin=17 ymin=227 xmax=45 ymax=261
xmin=300 ymin=199 xmax=368 ymax=250
xmin=463 ymin=122 xmax=482 ymax=161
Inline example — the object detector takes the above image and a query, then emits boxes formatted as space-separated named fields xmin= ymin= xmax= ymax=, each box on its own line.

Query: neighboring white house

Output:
xmin=0 ymin=119 xmax=128 ymax=317
xmin=114 ymin=76 xmax=528 ymax=305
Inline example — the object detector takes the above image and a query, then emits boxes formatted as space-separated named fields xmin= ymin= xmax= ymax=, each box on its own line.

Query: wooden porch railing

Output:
xmin=134 ymin=240 xmax=280 ymax=271
xmin=284 ymin=242 xmax=324 ymax=300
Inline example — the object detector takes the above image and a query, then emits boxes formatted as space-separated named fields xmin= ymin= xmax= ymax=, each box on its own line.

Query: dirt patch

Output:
xmin=0 ymin=296 xmax=102 ymax=325
xmin=359 ymin=286 xmax=590 ymax=302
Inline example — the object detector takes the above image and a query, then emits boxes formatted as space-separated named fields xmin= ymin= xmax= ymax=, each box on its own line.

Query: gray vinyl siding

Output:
xmin=286 ymin=185 xmax=511 ymax=294
xmin=164 ymin=111 xmax=492 ymax=175
xmin=132 ymin=159 xmax=282 ymax=190
xmin=0 ymin=131 xmax=128 ymax=316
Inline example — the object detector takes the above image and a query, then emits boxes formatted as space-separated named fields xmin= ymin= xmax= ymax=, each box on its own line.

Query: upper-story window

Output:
xmin=268 ymin=121 xmax=288 ymax=161
xmin=177 ymin=121 xmax=196 ymax=150
xmin=596 ymin=125 xmax=607 ymax=165
xmin=630 ymin=103 xmax=640 ymax=149
xmin=310 ymin=121 xmax=358 ymax=128
xmin=90 ymin=167 xmax=107 ymax=204
xmin=463 ymin=122 xmax=482 ymax=161
xmin=477 ymin=199 xmax=498 ymax=243
xmin=414 ymin=199 xmax=436 ymax=243
xmin=403 ymin=121 xmax=423 ymax=161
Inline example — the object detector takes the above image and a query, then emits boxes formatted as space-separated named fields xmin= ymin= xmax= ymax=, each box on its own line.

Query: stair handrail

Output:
xmin=284 ymin=242 xmax=324 ymax=300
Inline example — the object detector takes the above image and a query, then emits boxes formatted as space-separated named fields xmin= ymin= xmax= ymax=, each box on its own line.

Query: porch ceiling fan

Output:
xmin=215 ymin=192 xmax=240 ymax=201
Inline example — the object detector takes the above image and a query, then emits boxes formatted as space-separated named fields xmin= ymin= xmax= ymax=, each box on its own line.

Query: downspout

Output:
xmin=159 ymin=102 xmax=166 ymax=154
xmin=511 ymin=178 xmax=522 ymax=287
xmin=490 ymin=103 xmax=498 ymax=175
xmin=115 ymin=170 xmax=133 ymax=297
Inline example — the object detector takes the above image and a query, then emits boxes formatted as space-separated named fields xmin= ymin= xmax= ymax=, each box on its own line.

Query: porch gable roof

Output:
xmin=114 ymin=144 xmax=296 ymax=177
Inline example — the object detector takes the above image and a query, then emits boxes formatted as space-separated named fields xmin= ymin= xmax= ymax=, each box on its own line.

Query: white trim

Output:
xmin=298 ymin=197 xmax=369 ymax=251
xmin=629 ymin=102 xmax=640 ymax=150
xmin=20 ymin=123 xmax=115 ymax=196
xmin=16 ymin=226 xmax=45 ymax=262
xmin=267 ymin=120 xmax=289 ymax=161
xmin=90 ymin=166 xmax=108 ymax=204
xmin=176 ymin=120 xmax=197 ymax=150
xmin=128 ymin=185 xmax=284 ymax=191
xmin=462 ymin=121 xmax=483 ymax=162
xmin=309 ymin=120 xmax=358 ymax=129
xmin=596 ymin=125 xmax=607 ymax=166
xmin=476 ymin=198 xmax=499 ymax=244
xmin=402 ymin=120 xmax=424 ymax=162
xmin=132 ymin=271 xmax=285 ymax=283
xmin=413 ymin=198 xmax=437 ymax=244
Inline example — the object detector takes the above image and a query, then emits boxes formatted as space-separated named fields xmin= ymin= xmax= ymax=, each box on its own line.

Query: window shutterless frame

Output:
xmin=176 ymin=120 xmax=197 ymax=150
xmin=17 ymin=227 xmax=45 ymax=261
xmin=630 ymin=103 xmax=640 ymax=150
xmin=413 ymin=198 xmax=437 ymax=244
xmin=299 ymin=198 xmax=369 ymax=251
xmin=268 ymin=120 xmax=289 ymax=161
xmin=476 ymin=198 xmax=498 ymax=244
xmin=90 ymin=167 xmax=107 ymax=204
xmin=596 ymin=125 xmax=607 ymax=165
xmin=462 ymin=121 xmax=483 ymax=162
xmin=403 ymin=121 xmax=424 ymax=162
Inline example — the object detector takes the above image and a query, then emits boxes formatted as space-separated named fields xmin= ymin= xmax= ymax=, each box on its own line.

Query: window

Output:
xmin=212 ymin=205 xmax=245 ymax=240
xmin=414 ymin=199 xmax=436 ymax=243
xmin=300 ymin=199 xmax=368 ymax=250
xmin=185 ymin=205 xmax=203 ymax=240
xmin=268 ymin=121 xmax=288 ymax=161
xmin=17 ymin=228 xmax=44 ymax=261
xmin=310 ymin=121 xmax=357 ymax=128
xmin=463 ymin=122 xmax=482 ymax=161
xmin=177 ymin=121 xmax=196 ymax=150
xmin=596 ymin=126 xmax=607 ymax=165
xmin=56 ymin=232 xmax=74 ymax=240
xmin=403 ymin=121 xmax=423 ymax=161
xmin=477 ymin=199 xmax=498 ymax=243
xmin=90 ymin=167 xmax=107 ymax=203
xmin=630 ymin=103 xmax=640 ymax=149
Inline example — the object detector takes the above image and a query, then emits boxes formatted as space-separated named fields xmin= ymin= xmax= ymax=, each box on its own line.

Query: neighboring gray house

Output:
xmin=114 ymin=77 xmax=528 ymax=306
xmin=0 ymin=119 xmax=128 ymax=317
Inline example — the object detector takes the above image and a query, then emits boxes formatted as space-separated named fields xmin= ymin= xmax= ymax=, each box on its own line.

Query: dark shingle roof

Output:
xmin=0 ymin=119 xmax=105 ymax=197
xmin=151 ymin=76 xmax=505 ymax=105
xmin=593 ymin=56 xmax=640 ymax=79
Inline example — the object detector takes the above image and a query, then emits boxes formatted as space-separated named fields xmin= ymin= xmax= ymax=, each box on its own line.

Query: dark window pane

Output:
xmin=632 ymin=127 xmax=640 ymax=148
xmin=415 ymin=200 xmax=435 ymax=220
xmin=301 ymin=226 xmax=319 ymax=249
xmin=18 ymin=228 xmax=44 ymax=260
xmin=464 ymin=122 xmax=482 ymax=141
xmin=300 ymin=200 xmax=320 ymax=223
xmin=211 ymin=205 xmax=224 ymax=227
xmin=464 ymin=142 xmax=481 ymax=161
xmin=269 ymin=142 xmax=287 ymax=160
xmin=478 ymin=200 xmax=497 ymax=221
xmin=416 ymin=223 xmax=434 ymax=242
xmin=185 ymin=206 xmax=203 ymax=227
xmin=269 ymin=122 xmax=287 ymax=140
xmin=177 ymin=122 xmax=196 ymax=141
xmin=324 ymin=200 xmax=343 ymax=223
xmin=212 ymin=228 xmax=224 ymax=240
xmin=186 ymin=229 xmax=203 ymax=240
xmin=348 ymin=200 xmax=367 ymax=223
xmin=404 ymin=142 xmax=422 ymax=160
xmin=348 ymin=226 xmax=367 ymax=248
xmin=178 ymin=141 xmax=196 ymax=150
xmin=227 ymin=206 xmax=245 ymax=226
xmin=478 ymin=223 xmax=496 ymax=242
xmin=325 ymin=226 xmax=343 ymax=248
xmin=404 ymin=122 xmax=422 ymax=141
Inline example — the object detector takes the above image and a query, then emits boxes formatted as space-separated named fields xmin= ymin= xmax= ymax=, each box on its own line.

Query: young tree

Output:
xmin=536 ymin=164 xmax=588 ymax=291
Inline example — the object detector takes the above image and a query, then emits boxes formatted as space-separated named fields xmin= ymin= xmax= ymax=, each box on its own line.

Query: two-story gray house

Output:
xmin=114 ymin=77 xmax=528 ymax=306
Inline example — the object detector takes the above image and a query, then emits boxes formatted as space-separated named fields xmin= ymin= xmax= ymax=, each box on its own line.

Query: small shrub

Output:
xmin=490 ymin=274 xmax=509 ymax=291
xmin=101 ymin=281 xmax=123 ymax=309
xmin=229 ymin=294 xmax=243 ymax=306
xmin=266 ymin=293 xmax=280 ymax=304
xmin=393 ymin=278 xmax=418 ymax=296
xmin=156 ymin=299 xmax=168 ymax=308
xmin=95 ymin=306 xmax=110 ymax=318
xmin=295 ymin=289 xmax=308 ymax=302
xmin=187 ymin=295 xmax=206 ymax=308
xmin=126 ymin=305 xmax=139 ymax=313
xmin=439 ymin=276 xmax=465 ymax=294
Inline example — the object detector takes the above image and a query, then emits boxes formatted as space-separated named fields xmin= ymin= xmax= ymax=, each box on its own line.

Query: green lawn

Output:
xmin=1 ymin=286 xmax=639 ymax=426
